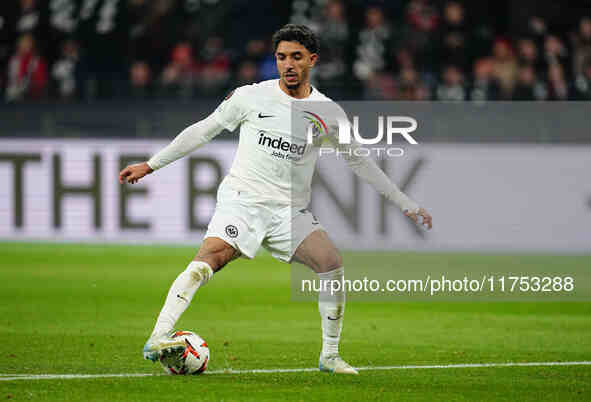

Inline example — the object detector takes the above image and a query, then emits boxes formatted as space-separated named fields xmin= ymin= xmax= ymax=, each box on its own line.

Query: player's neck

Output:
xmin=279 ymin=80 xmax=312 ymax=99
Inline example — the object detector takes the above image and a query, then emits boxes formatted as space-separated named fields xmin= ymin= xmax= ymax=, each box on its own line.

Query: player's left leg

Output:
xmin=292 ymin=230 xmax=358 ymax=375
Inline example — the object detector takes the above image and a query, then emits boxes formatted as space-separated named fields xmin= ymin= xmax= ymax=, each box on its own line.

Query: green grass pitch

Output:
xmin=0 ymin=243 xmax=590 ymax=401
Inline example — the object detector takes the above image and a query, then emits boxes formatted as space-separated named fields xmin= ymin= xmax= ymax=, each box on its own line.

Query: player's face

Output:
xmin=275 ymin=41 xmax=317 ymax=90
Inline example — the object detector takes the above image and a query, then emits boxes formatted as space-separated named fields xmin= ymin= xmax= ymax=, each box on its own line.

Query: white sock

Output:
xmin=318 ymin=267 xmax=345 ymax=358
xmin=152 ymin=261 xmax=214 ymax=337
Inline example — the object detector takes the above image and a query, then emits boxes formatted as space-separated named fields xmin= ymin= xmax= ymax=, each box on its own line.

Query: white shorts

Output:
xmin=204 ymin=181 xmax=325 ymax=262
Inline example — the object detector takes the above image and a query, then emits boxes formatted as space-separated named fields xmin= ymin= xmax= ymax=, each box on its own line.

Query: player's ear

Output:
xmin=309 ymin=53 xmax=318 ymax=67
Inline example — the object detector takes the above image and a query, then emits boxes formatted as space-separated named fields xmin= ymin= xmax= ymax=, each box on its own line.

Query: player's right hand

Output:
xmin=119 ymin=162 xmax=153 ymax=184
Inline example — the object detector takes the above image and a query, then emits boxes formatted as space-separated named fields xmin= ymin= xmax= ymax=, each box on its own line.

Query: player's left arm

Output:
xmin=326 ymin=120 xmax=432 ymax=230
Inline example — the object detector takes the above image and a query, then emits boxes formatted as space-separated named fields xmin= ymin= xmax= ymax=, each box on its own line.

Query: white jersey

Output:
xmin=213 ymin=79 xmax=337 ymax=208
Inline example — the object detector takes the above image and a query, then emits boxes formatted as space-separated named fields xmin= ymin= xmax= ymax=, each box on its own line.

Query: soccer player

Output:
xmin=119 ymin=24 xmax=432 ymax=375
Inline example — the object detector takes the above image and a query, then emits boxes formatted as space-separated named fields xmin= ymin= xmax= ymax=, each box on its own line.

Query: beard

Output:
xmin=286 ymin=81 xmax=301 ymax=90
xmin=283 ymin=72 xmax=302 ymax=90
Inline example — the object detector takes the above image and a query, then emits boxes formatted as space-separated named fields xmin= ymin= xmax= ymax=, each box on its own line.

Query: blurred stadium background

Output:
xmin=2 ymin=0 xmax=591 ymax=103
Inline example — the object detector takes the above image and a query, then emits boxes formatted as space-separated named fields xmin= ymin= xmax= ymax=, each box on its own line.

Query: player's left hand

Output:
xmin=404 ymin=207 xmax=433 ymax=230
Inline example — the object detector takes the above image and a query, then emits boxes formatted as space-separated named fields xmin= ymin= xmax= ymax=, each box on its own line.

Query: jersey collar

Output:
xmin=275 ymin=79 xmax=315 ymax=102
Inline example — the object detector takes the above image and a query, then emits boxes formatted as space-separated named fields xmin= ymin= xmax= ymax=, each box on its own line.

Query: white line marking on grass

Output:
xmin=355 ymin=361 xmax=591 ymax=371
xmin=207 ymin=361 xmax=591 ymax=374
xmin=1 ymin=361 xmax=590 ymax=381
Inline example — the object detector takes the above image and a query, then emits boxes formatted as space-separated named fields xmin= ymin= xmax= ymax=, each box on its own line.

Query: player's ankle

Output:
xmin=151 ymin=328 xmax=172 ymax=339
xmin=320 ymin=352 xmax=340 ymax=359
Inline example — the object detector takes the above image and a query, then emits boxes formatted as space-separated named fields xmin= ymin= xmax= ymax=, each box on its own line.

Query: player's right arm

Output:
xmin=323 ymin=104 xmax=432 ymax=230
xmin=118 ymin=112 xmax=224 ymax=184
xmin=119 ymin=87 xmax=249 ymax=184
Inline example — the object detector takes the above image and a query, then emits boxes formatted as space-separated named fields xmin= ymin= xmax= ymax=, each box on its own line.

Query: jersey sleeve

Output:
xmin=322 ymin=101 xmax=420 ymax=213
xmin=326 ymin=102 xmax=349 ymax=138
xmin=147 ymin=112 xmax=224 ymax=171
xmin=213 ymin=86 xmax=250 ymax=131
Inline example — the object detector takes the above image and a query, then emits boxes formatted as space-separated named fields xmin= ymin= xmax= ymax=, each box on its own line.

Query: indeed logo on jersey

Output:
xmin=258 ymin=131 xmax=307 ymax=156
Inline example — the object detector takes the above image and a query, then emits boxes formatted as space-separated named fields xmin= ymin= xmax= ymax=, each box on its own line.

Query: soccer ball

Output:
xmin=159 ymin=331 xmax=210 ymax=375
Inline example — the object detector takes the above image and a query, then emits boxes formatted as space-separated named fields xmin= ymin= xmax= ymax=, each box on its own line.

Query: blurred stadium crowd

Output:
xmin=2 ymin=0 xmax=591 ymax=102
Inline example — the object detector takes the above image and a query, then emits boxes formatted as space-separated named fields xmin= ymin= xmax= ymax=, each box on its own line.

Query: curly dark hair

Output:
xmin=272 ymin=24 xmax=319 ymax=54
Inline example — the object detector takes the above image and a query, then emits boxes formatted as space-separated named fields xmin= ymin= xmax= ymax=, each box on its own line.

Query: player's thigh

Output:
xmin=194 ymin=237 xmax=241 ymax=272
xmin=201 ymin=181 xmax=269 ymax=269
xmin=292 ymin=229 xmax=343 ymax=273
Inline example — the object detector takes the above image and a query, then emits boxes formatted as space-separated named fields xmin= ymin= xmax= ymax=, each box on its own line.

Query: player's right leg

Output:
xmin=143 ymin=237 xmax=239 ymax=361
xmin=293 ymin=229 xmax=358 ymax=375
xmin=144 ymin=180 xmax=266 ymax=362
